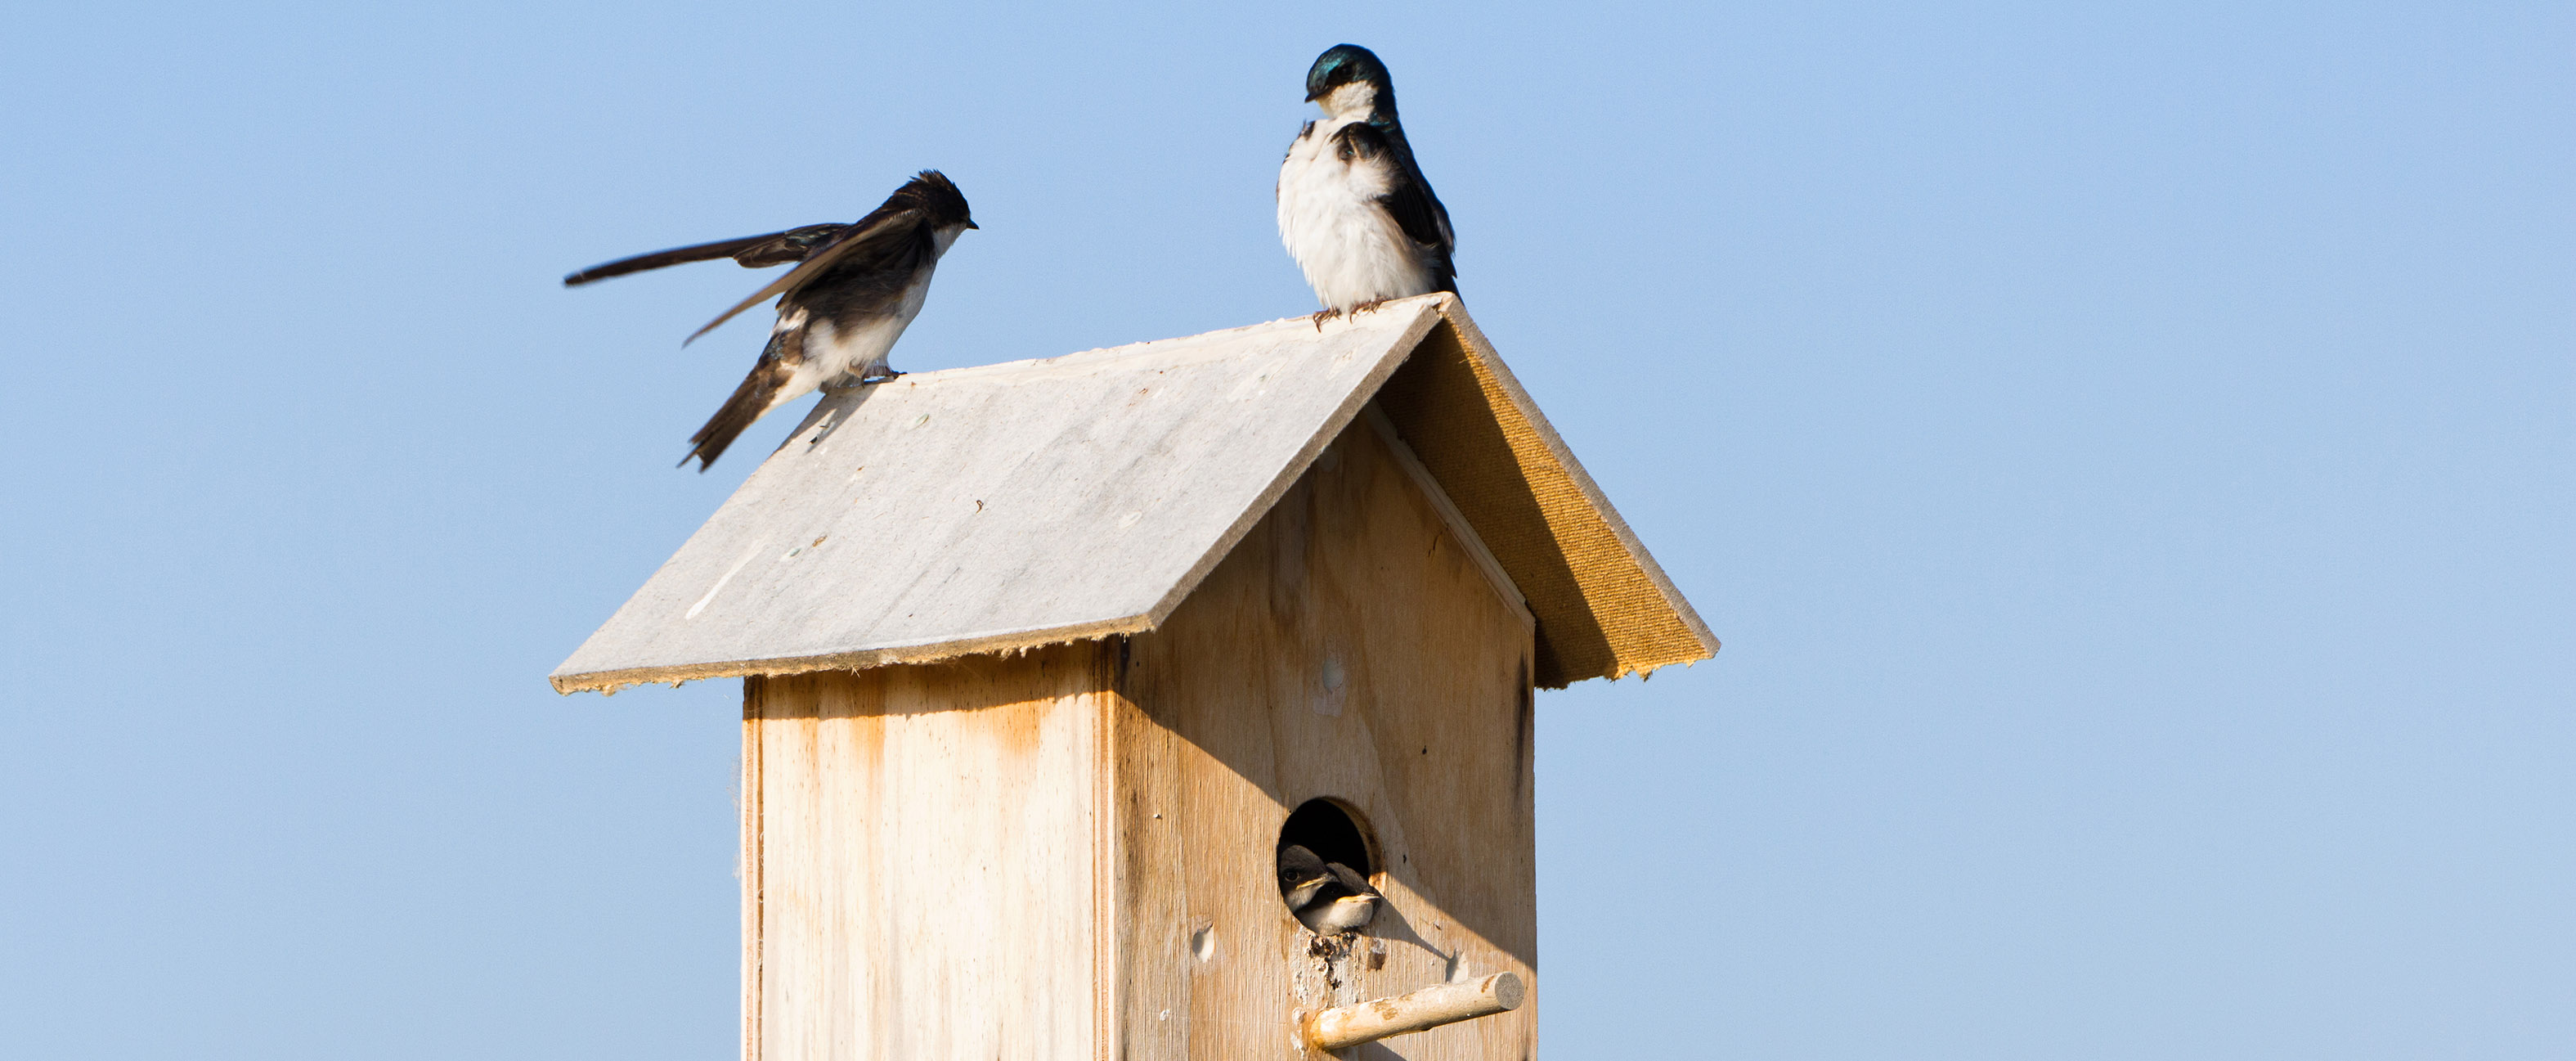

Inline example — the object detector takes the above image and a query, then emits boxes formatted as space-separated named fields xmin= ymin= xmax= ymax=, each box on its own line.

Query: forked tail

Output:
xmin=681 ymin=362 xmax=788 ymax=472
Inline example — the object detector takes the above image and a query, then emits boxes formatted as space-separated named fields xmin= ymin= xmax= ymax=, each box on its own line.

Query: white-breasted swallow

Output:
xmin=1277 ymin=44 xmax=1455 ymax=323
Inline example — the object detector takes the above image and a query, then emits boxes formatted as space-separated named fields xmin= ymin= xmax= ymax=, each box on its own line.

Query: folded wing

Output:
xmin=1332 ymin=122 xmax=1456 ymax=290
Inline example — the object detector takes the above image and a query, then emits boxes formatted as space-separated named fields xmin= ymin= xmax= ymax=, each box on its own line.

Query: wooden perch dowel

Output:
xmin=1302 ymin=972 xmax=1526 ymax=1050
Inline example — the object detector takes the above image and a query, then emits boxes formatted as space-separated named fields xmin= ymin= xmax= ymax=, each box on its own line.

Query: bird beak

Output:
xmin=1303 ymin=88 xmax=1321 ymax=103
xmin=964 ymin=219 xmax=979 ymax=230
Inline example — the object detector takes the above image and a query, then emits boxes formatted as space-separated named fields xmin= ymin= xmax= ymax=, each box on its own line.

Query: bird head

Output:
xmin=1277 ymin=844 xmax=1332 ymax=906
xmin=1304 ymin=43 xmax=1395 ymax=119
xmin=895 ymin=169 xmax=977 ymax=232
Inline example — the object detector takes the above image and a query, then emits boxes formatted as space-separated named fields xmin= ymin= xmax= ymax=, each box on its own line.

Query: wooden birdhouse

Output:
xmin=552 ymin=294 xmax=1716 ymax=1059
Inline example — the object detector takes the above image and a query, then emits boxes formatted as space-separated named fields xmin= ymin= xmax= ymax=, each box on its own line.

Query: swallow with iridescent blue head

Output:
xmin=1277 ymin=44 xmax=1456 ymax=326
xmin=563 ymin=170 xmax=976 ymax=470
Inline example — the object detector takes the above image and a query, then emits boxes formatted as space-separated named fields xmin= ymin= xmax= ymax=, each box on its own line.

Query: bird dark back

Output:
xmin=787 ymin=224 xmax=934 ymax=324
xmin=1327 ymin=122 xmax=1456 ymax=290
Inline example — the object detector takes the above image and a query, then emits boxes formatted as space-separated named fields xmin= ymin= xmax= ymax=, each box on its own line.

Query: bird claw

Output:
xmin=1309 ymin=307 xmax=1344 ymax=331
xmin=1351 ymin=298 xmax=1391 ymax=316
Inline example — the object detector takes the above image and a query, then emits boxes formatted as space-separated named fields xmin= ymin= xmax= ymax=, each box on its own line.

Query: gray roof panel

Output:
xmin=551 ymin=299 xmax=1446 ymax=693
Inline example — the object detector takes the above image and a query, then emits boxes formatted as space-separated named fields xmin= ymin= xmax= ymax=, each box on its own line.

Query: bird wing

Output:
xmin=684 ymin=209 xmax=918 ymax=345
xmin=561 ymin=223 xmax=851 ymax=286
xmin=1334 ymin=122 xmax=1455 ymax=257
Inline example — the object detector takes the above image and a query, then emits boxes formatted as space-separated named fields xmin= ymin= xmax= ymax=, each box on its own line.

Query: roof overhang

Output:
xmin=552 ymin=294 xmax=1714 ymax=694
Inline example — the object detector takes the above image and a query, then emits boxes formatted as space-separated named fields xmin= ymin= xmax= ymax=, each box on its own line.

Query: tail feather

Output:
xmin=683 ymin=362 xmax=788 ymax=472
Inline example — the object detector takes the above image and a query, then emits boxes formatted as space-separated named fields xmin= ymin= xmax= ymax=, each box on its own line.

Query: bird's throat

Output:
xmin=1318 ymin=80 xmax=1380 ymax=121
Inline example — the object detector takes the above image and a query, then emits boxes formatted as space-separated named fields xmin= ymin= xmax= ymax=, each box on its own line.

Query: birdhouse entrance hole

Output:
xmin=1277 ymin=798 xmax=1376 ymax=879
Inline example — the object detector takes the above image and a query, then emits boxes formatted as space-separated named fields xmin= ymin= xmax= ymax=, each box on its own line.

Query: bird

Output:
xmin=563 ymin=170 xmax=976 ymax=470
xmin=1276 ymin=43 xmax=1455 ymax=324
xmin=1277 ymin=843 xmax=1383 ymax=934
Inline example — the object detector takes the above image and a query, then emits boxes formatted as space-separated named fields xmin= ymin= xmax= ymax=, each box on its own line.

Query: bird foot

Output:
xmin=1350 ymin=298 xmax=1392 ymax=316
xmin=1309 ymin=307 xmax=1344 ymax=331
xmin=862 ymin=366 xmax=906 ymax=384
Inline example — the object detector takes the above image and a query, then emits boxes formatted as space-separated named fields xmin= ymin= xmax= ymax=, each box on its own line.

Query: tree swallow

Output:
xmin=1277 ymin=44 xmax=1456 ymax=323
xmin=564 ymin=170 xmax=976 ymax=470
xmin=1278 ymin=843 xmax=1384 ymax=935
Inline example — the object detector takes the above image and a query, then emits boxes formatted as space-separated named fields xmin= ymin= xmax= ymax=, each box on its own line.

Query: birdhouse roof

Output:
xmin=551 ymin=294 xmax=1714 ymax=695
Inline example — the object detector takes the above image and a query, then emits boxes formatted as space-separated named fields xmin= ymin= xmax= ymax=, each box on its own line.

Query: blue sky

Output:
xmin=2 ymin=2 xmax=2569 ymax=1057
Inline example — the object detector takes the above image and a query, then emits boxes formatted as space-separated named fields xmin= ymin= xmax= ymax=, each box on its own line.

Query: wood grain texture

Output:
xmin=554 ymin=300 xmax=1446 ymax=695
xmin=1362 ymin=404 xmax=1532 ymax=632
xmin=742 ymin=645 xmax=1118 ymax=1060
xmin=554 ymin=294 xmax=1714 ymax=698
xmin=741 ymin=695 xmax=765 ymax=1061
xmin=735 ymin=407 xmax=1545 ymax=1059
xmin=1115 ymin=412 xmax=1542 ymax=1060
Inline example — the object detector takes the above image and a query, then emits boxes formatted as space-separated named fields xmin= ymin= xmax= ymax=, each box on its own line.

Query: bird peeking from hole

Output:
xmin=1278 ymin=843 xmax=1382 ymax=934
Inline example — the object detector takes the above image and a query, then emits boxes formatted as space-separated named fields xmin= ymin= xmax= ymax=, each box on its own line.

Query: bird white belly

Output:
xmin=1278 ymin=118 xmax=1434 ymax=310
xmin=771 ymin=273 xmax=932 ymax=410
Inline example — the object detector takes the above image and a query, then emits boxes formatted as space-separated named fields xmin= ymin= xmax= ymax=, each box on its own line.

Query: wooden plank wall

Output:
xmin=1119 ymin=413 xmax=1541 ymax=1059
xmin=743 ymin=646 xmax=1118 ymax=1059
xmin=738 ymin=406 xmax=1537 ymax=1059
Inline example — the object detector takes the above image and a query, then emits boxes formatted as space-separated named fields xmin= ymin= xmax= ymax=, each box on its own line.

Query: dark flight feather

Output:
xmin=561 ymin=223 xmax=850 ymax=286
xmin=683 ymin=209 xmax=913 ymax=344
xmin=680 ymin=330 xmax=800 ymax=471
xmin=1331 ymin=122 xmax=1457 ymax=293
xmin=684 ymin=171 xmax=974 ymax=344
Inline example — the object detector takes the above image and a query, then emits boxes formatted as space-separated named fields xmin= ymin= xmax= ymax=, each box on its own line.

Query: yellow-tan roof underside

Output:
xmin=1380 ymin=303 xmax=1715 ymax=687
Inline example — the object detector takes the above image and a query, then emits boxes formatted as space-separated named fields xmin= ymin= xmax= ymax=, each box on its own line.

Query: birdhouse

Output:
xmin=552 ymin=294 xmax=1715 ymax=1059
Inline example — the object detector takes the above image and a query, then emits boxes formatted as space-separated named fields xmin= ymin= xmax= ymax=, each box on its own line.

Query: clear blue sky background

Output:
xmin=2 ymin=2 xmax=2568 ymax=1058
